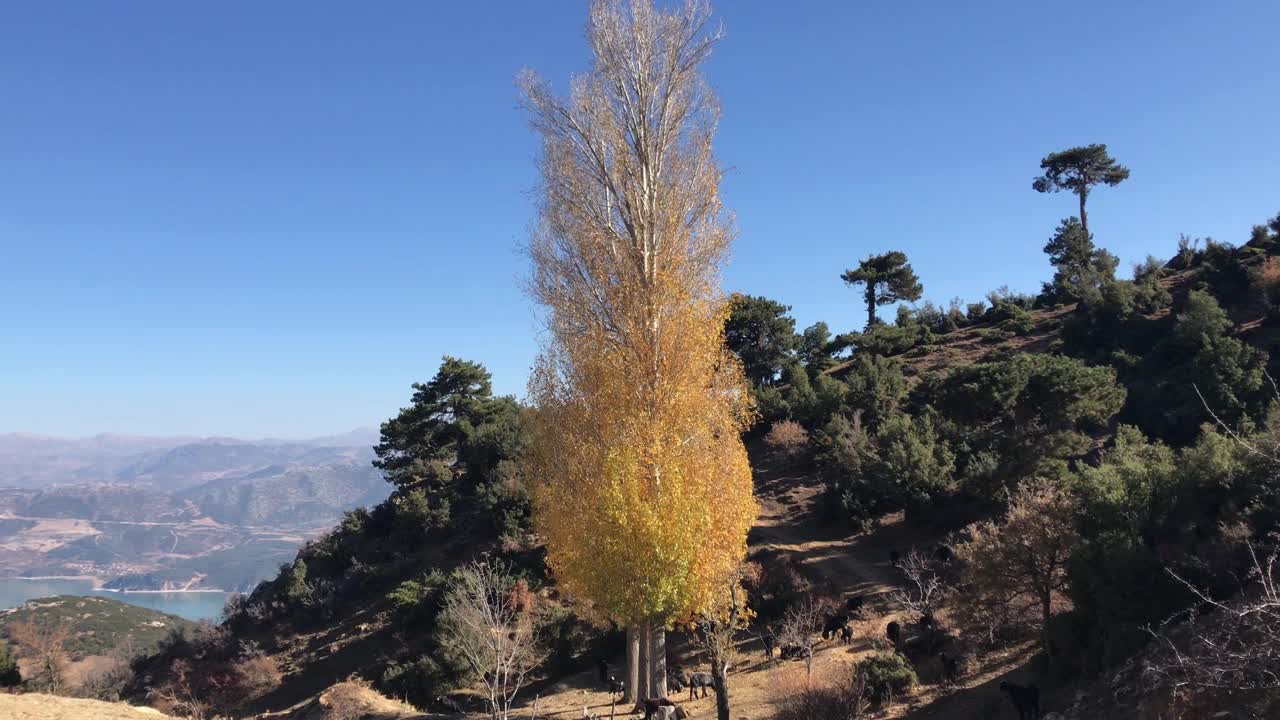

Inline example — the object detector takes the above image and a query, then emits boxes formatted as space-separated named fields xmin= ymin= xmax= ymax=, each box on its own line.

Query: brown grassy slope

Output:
xmin=821 ymin=264 xmax=1212 ymax=386
xmin=0 ymin=694 xmax=172 ymax=719
xmin=260 ymin=680 xmax=427 ymax=720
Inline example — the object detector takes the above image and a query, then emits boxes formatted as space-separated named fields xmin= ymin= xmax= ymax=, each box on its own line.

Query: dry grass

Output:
xmin=319 ymin=679 xmax=420 ymax=720
xmin=0 ymin=693 xmax=171 ymax=719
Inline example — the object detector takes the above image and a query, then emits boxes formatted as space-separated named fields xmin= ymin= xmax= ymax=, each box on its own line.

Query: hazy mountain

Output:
xmin=0 ymin=433 xmax=196 ymax=487
xmin=0 ymin=429 xmax=387 ymax=590
xmin=0 ymin=430 xmax=376 ymax=489
xmin=0 ymin=484 xmax=195 ymax=523
xmin=177 ymin=462 xmax=388 ymax=527
xmin=113 ymin=442 xmax=373 ymax=492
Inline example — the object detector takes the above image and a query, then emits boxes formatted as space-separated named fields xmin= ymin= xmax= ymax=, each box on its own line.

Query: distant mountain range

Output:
xmin=0 ymin=429 xmax=388 ymax=592
xmin=0 ymin=428 xmax=381 ymax=489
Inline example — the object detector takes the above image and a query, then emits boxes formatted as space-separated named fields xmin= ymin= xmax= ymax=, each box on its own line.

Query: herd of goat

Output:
xmin=580 ymin=545 xmax=1044 ymax=720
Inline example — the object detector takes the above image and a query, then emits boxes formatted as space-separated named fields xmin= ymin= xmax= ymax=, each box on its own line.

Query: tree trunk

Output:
xmin=635 ymin=623 xmax=651 ymax=707
xmin=624 ymin=624 xmax=640 ymax=704
xmin=1079 ymin=191 xmax=1089 ymax=236
xmin=865 ymin=284 xmax=877 ymax=329
xmin=710 ymin=659 xmax=730 ymax=720
xmin=649 ymin=624 xmax=668 ymax=700
xmin=1041 ymin=591 xmax=1053 ymax=670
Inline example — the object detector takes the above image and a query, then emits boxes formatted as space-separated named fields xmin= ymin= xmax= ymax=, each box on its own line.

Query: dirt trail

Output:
xmin=749 ymin=458 xmax=912 ymax=604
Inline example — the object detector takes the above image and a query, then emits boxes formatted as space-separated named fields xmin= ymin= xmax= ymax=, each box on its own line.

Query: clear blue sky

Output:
xmin=3 ymin=1 xmax=1277 ymax=438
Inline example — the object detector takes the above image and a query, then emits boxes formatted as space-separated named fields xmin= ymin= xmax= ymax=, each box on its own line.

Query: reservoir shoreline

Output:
xmin=1 ymin=576 xmax=233 ymax=593
xmin=0 ymin=578 xmax=232 ymax=621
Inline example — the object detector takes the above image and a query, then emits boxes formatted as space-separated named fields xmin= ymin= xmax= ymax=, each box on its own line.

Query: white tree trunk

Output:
xmin=637 ymin=623 xmax=651 ymax=703
xmin=649 ymin=624 xmax=667 ymax=699
xmin=624 ymin=624 xmax=640 ymax=704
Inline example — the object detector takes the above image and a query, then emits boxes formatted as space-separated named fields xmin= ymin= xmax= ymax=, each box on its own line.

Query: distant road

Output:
xmin=0 ymin=514 xmax=331 ymax=537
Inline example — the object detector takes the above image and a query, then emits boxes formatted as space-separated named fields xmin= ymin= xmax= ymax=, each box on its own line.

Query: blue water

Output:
xmin=0 ymin=579 xmax=230 ymax=622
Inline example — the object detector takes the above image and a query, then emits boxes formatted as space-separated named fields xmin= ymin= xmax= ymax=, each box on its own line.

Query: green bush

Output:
xmin=870 ymin=413 xmax=954 ymax=515
xmin=857 ymin=651 xmax=916 ymax=704
xmin=849 ymin=323 xmax=933 ymax=356
xmin=814 ymin=415 xmax=881 ymax=532
xmin=842 ymin=354 xmax=907 ymax=431
xmin=537 ymin=605 xmax=595 ymax=677
xmin=378 ymin=655 xmax=460 ymax=709
xmin=386 ymin=570 xmax=447 ymax=620
xmin=999 ymin=303 xmax=1035 ymax=335
xmin=926 ymin=353 xmax=1125 ymax=500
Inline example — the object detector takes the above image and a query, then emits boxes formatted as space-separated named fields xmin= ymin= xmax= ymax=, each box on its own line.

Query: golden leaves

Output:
xmin=522 ymin=0 xmax=754 ymax=629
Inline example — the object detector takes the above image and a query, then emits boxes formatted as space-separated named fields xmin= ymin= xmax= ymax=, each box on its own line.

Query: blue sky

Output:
xmin=2 ymin=1 xmax=1277 ymax=438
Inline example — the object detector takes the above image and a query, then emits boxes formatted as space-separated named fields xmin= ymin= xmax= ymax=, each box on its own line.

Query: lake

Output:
xmin=0 ymin=579 xmax=230 ymax=621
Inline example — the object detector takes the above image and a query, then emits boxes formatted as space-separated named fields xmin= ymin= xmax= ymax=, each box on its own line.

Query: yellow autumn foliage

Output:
xmin=522 ymin=0 xmax=757 ymax=629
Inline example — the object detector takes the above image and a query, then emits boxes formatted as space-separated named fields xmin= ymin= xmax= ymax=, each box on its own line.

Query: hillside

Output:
xmin=824 ymin=262 xmax=1204 ymax=384
xmin=0 ymin=694 xmax=172 ymax=719
xmin=115 ymin=218 xmax=1280 ymax=718
xmin=177 ymin=463 xmax=389 ymax=527
xmin=0 ymin=595 xmax=197 ymax=660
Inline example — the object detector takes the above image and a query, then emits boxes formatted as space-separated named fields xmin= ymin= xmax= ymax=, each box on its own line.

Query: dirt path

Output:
xmin=749 ymin=456 xmax=917 ymax=604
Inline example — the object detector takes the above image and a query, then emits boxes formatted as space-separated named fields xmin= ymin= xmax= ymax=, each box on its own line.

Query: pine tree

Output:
xmin=1042 ymin=217 xmax=1118 ymax=303
xmin=1032 ymin=144 xmax=1129 ymax=235
xmin=724 ymin=294 xmax=798 ymax=387
xmin=841 ymin=251 xmax=923 ymax=329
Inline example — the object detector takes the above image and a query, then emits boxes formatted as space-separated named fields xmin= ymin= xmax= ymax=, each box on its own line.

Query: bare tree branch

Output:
xmin=438 ymin=561 xmax=547 ymax=720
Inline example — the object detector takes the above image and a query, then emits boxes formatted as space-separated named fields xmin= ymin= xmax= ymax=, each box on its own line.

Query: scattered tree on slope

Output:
xmin=1032 ymin=143 xmax=1130 ymax=235
xmin=841 ymin=251 xmax=924 ymax=329
xmin=725 ymin=294 xmax=798 ymax=387
xmin=953 ymin=480 xmax=1080 ymax=664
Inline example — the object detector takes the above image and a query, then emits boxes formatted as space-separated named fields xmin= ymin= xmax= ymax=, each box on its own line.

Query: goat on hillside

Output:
xmin=999 ymin=681 xmax=1040 ymax=720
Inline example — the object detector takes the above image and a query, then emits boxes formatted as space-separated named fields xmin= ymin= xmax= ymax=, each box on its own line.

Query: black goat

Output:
xmin=886 ymin=621 xmax=901 ymax=647
xmin=838 ymin=624 xmax=853 ymax=644
xmin=846 ymin=595 xmax=865 ymax=615
xmin=999 ymin=681 xmax=1040 ymax=720
xmin=939 ymin=652 xmax=959 ymax=684
xmin=597 ymin=658 xmax=610 ymax=686
xmin=686 ymin=671 xmax=715 ymax=700
xmin=607 ymin=675 xmax=625 ymax=697
xmin=920 ymin=611 xmax=936 ymax=633
xmin=667 ymin=670 xmax=685 ymax=692
xmin=779 ymin=643 xmax=803 ymax=660
xmin=821 ymin=613 xmax=850 ymax=639
xmin=919 ymin=612 xmax=940 ymax=652
xmin=761 ymin=630 xmax=776 ymax=659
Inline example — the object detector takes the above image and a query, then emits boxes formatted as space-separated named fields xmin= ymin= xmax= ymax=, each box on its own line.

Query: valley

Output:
xmin=0 ymin=432 xmax=387 ymax=594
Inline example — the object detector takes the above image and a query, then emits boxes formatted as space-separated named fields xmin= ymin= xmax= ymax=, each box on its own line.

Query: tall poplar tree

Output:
xmin=521 ymin=0 xmax=756 ymax=707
